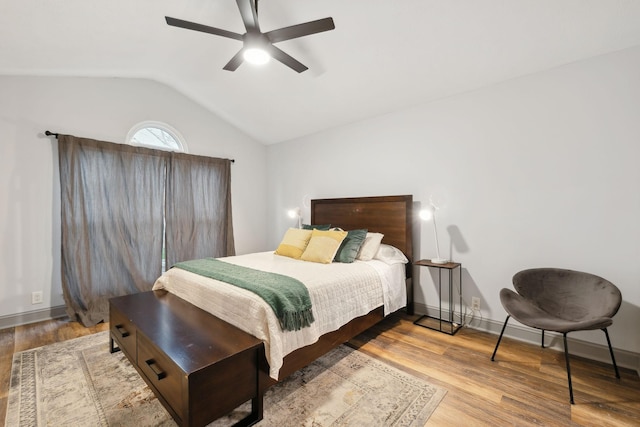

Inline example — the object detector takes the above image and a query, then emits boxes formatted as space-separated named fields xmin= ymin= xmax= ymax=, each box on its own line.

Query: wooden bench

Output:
xmin=109 ymin=290 xmax=264 ymax=427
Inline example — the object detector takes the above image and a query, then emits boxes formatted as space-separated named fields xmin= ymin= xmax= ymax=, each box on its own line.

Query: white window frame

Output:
xmin=126 ymin=121 xmax=187 ymax=152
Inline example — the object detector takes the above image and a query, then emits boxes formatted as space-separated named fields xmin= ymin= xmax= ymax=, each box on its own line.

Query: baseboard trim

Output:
xmin=0 ymin=305 xmax=67 ymax=329
xmin=415 ymin=302 xmax=640 ymax=375
xmin=3 ymin=303 xmax=639 ymax=375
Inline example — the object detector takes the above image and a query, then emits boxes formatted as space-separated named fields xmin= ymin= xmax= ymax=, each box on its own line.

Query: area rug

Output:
xmin=6 ymin=331 xmax=446 ymax=426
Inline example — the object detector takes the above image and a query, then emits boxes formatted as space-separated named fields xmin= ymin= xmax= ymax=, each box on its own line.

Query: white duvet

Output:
xmin=152 ymin=251 xmax=406 ymax=379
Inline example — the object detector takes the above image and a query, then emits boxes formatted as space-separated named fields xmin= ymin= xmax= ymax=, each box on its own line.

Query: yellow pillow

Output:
xmin=275 ymin=228 xmax=313 ymax=259
xmin=301 ymin=229 xmax=348 ymax=264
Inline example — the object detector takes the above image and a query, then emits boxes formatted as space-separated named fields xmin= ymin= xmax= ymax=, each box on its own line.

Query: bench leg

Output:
xmin=109 ymin=336 xmax=121 ymax=354
xmin=232 ymin=393 xmax=263 ymax=427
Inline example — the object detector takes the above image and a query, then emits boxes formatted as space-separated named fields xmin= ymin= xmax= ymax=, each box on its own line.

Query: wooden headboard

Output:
xmin=275 ymin=195 xmax=416 ymax=379
xmin=310 ymin=195 xmax=413 ymax=263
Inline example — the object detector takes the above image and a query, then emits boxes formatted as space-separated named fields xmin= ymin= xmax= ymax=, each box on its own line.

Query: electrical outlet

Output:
xmin=31 ymin=291 xmax=44 ymax=305
xmin=471 ymin=297 xmax=481 ymax=311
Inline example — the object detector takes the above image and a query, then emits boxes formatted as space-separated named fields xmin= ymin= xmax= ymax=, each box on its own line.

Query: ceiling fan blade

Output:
xmin=236 ymin=0 xmax=260 ymax=33
xmin=223 ymin=49 xmax=245 ymax=71
xmin=266 ymin=45 xmax=308 ymax=73
xmin=266 ymin=17 xmax=335 ymax=43
xmin=165 ymin=16 xmax=243 ymax=41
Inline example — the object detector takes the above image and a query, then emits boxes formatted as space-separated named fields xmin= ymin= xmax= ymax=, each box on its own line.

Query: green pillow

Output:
xmin=334 ymin=229 xmax=368 ymax=263
xmin=302 ymin=223 xmax=331 ymax=230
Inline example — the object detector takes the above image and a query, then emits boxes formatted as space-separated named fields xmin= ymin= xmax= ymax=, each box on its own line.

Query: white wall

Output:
xmin=0 ymin=76 xmax=268 ymax=320
xmin=267 ymin=46 xmax=640 ymax=356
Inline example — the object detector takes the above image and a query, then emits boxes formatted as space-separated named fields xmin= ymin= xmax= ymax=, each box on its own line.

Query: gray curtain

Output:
xmin=166 ymin=152 xmax=235 ymax=267
xmin=58 ymin=135 xmax=167 ymax=326
xmin=58 ymin=135 xmax=235 ymax=326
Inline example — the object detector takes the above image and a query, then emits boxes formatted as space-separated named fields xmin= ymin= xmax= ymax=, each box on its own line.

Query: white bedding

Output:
xmin=152 ymin=251 xmax=406 ymax=379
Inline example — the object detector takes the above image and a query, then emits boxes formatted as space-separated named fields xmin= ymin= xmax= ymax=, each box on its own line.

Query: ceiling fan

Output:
xmin=165 ymin=0 xmax=335 ymax=73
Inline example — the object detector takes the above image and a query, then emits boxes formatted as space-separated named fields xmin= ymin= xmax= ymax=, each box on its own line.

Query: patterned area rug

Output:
xmin=6 ymin=331 xmax=446 ymax=426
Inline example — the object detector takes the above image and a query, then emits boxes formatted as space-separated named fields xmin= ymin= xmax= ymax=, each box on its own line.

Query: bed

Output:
xmin=153 ymin=195 xmax=414 ymax=382
xmin=111 ymin=195 xmax=413 ymax=425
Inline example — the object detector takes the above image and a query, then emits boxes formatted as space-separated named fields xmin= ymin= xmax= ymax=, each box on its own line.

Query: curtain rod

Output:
xmin=44 ymin=130 xmax=235 ymax=163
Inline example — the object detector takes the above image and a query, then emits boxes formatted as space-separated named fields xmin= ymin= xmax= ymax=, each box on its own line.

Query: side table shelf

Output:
xmin=414 ymin=259 xmax=463 ymax=335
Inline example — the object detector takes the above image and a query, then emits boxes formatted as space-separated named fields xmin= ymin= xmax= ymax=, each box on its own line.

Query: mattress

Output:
xmin=152 ymin=251 xmax=406 ymax=379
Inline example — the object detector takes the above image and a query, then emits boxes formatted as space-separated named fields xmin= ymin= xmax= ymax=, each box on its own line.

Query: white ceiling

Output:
xmin=2 ymin=0 xmax=640 ymax=145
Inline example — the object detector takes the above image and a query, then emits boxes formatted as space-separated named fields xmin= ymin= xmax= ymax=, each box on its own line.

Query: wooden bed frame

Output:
xmin=110 ymin=195 xmax=413 ymax=425
xmin=268 ymin=194 xmax=414 ymax=383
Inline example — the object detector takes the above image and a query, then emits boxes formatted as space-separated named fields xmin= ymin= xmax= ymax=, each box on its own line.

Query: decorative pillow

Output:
xmin=356 ymin=232 xmax=384 ymax=261
xmin=301 ymin=223 xmax=331 ymax=230
xmin=301 ymin=229 xmax=348 ymax=264
xmin=334 ymin=229 xmax=368 ymax=263
xmin=374 ymin=244 xmax=409 ymax=265
xmin=274 ymin=228 xmax=313 ymax=259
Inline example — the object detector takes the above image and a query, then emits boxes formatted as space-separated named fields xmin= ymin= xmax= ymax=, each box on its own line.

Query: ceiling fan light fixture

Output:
xmin=243 ymin=47 xmax=270 ymax=65
xmin=165 ymin=0 xmax=335 ymax=73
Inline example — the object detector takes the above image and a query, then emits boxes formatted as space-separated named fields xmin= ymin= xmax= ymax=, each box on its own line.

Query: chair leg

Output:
xmin=562 ymin=333 xmax=575 ymax=404
xmin=541 ymin=329 xmax=545 ymax=348
xmin=603 ymin=328 xmax=621 ymax=379
xmin=491 ymin=315 xmax=510 ymax=361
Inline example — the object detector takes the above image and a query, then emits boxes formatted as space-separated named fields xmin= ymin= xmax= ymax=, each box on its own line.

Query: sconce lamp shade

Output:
xmin=419 ymin=208 xmax=433 ymax=221
xmin=287 ymin=207 xmax=302 ymax=229
xmin=420 ymin=204 xmax=448 ymax=264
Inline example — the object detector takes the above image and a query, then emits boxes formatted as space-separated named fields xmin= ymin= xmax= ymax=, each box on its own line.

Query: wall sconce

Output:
xmin=287 ymin=207 xmax=302 ymax=229
xmin=419 ymin=201 xmax=448 ymax=264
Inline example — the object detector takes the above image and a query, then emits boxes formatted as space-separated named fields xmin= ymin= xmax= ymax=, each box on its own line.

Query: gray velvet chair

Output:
xmin=491 ymin=268 xmax=621 ymax=404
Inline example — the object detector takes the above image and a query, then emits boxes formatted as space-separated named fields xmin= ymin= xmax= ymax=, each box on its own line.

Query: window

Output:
xmin=126 ymin=121 xmax=187 ymax=152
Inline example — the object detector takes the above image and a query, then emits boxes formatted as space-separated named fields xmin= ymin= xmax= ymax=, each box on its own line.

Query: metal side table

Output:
xmin=413 ymin=259 xmax=463 ymax=335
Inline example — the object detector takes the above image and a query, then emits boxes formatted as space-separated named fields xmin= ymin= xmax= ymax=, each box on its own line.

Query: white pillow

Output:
xmin=374 ymin=244 xmax=409 ymax=265
xmin=356 ymin=232 xmax=384 ymax=261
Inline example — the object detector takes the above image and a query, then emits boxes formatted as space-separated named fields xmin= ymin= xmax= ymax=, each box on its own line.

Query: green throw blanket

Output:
xmin=173 ymin=258 xmax=315 ymax=331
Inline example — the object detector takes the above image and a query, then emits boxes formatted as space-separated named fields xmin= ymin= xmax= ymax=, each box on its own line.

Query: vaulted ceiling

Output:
xmin=2 ymin=1 xmax=640 ymax=144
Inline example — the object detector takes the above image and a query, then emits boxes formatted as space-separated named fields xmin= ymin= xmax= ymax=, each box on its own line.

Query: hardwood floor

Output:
xmin=352 ymin=314 xmax=640 ymax=427
xmin=1 ymin=313 xmax=638 ymax=426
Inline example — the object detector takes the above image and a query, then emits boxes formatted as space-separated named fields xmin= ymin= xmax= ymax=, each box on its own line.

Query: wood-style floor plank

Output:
xmin=1 ymin=313 xmax=638 ymax=426
xmin=0 ymin=326 xmax=15 ymax=424
xmin=351 ymin=314 xmax=640 ymax=426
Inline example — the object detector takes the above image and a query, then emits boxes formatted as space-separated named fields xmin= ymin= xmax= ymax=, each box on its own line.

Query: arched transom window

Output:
xmin=126 ymin=121 xmax=186 ymax=152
